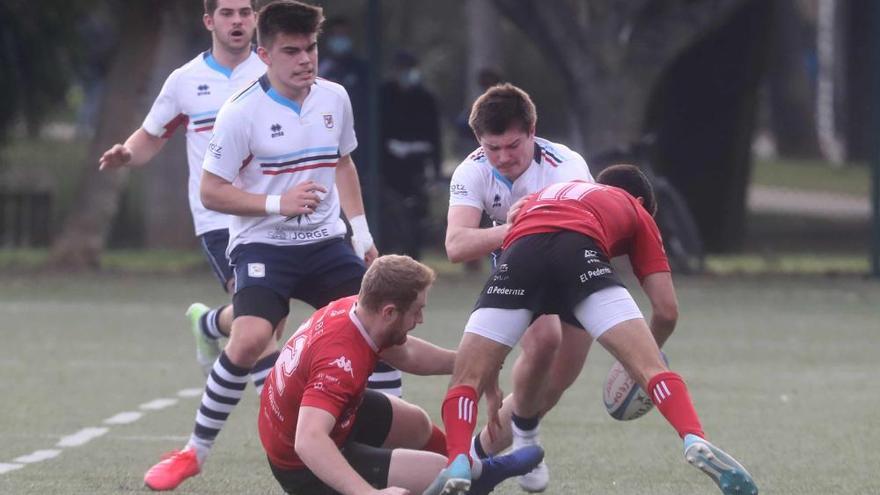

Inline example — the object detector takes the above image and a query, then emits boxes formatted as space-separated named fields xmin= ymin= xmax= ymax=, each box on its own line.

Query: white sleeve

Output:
xmin=202 ymin=103 xmax=250 ymax=182
xmin=448 ymin=161 xmax=485 ymax=210
xmin=553 ymin=153 xmax=594 ymax=183
xmin=338 ymin=89 xmax=358 ymax=157
xmin=142 ymin=70 xmax=184 ymax=138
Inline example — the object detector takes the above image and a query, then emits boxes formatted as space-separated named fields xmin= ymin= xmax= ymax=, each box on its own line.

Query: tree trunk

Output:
xmin=143 ymin=4 xmax=198 ymax=248
xmin=49 ymin=2 xmax=161 ymax=268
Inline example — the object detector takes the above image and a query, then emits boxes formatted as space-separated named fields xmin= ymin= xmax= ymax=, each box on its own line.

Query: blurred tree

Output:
xmin=492 ymin=0 xmax=752 ymax=153
xmin=0 ymin=0 xmax=92 ymax=143
xmin=50 ymin=0 xmax=162 ymax=268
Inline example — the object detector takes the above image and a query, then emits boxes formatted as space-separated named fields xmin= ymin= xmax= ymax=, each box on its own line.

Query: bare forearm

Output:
xmin=336 ymin=157 xmax=365 ymax=218
xmin=383 ymin=337 xmax=455 ymax=375
xmin=445 ymin=224 xmax=508 ymax=263
xmin=201 ymin=179 xmax=270 ymax=217
xmin=124 ymin=128 xmax=166 ymax=167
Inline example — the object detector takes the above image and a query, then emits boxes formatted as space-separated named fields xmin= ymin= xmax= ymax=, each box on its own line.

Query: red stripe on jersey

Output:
xmin=262 ymin=161 xmax=338 ymax=175
xmin=239 ymin=154 xmax=254 ymax=171
xmin=161 ymin=113 xmax=189 ymax=138
xmin=541 ymin=152 xmax=559 ymax=167
xmin=194 ymin=125 xmax=214 ymax=133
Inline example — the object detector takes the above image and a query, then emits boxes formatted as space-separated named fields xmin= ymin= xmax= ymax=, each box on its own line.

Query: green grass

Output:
xmin=1 ymin=271 xmax=879 ymax=494
xmin=752 ymin=158 xmax=871 ymax=196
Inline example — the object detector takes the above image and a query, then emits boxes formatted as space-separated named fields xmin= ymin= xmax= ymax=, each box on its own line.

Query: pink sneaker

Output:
xmin=144 ymin=448 xmax=201 ymax=491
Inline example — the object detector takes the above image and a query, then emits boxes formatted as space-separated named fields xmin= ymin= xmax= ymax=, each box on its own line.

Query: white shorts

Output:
xmin=465 ymin=286 xmax=644 ymax=346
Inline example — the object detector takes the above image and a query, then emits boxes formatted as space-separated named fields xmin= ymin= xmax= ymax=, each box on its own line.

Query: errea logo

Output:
xmin=331 ymin=356 xmax=354 ymax=377
xmin=271 ymin=123 xmax=284 ymax=138
xmin=197 ymin=84 xmax=210 ymax=96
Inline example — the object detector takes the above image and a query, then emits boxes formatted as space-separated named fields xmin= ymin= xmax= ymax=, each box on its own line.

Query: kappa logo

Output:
xmin=197 ymin=84 xmax=210 ymax=96
xmin=322 ymin=114 xmax=334 ymax=129
xmin=270 ymin=123 xmax=284 ymax=138
xmin=492 ymin=194 xmax=502 ymax=208
xmin=331 ymin=356 xmax=354 ymax=377
xmin=584 ymin=249 xmax=599 ymax=258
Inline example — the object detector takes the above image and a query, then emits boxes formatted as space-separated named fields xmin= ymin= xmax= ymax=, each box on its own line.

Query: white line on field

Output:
xmin=14 ymin=450 xmax=61 ymax=464
xmin=0 ymin=463 xmax=23 ymax=474
xmin=1 ymin=386 xmax=201 ymax=476
xmin=140 ymin=398 xmax=178 ymax=410
xmin=57 ymin=427 xmax=109 ymax=447
xmin=177 ymin=388 xmax=203 ymax=398
xmin=104 ymin=412 xmax=143 ymax=425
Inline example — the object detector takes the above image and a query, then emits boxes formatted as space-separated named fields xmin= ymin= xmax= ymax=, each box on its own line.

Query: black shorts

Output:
xmin=199 ymin=229 xmax=234 ymax=291
xmin=474 ymin=231 xmax=624 ymax=328
xmin=268 ymin=390 xmax=394 ymax=495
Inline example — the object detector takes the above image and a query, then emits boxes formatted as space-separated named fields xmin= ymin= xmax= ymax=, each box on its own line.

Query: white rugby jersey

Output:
xmin=142 ymin=50 xmax=265 ymax=235
xmin=448 ymin=137 xmax=593 ymax=224
xmin=203 ymin=75 xmax=357 ymax=254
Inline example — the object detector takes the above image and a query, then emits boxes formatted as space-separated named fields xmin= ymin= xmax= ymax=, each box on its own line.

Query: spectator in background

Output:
xmin=379 ymin=51 xmax=443 ymax=260
xmin=319 ymin=16 xmax=370 ymax=171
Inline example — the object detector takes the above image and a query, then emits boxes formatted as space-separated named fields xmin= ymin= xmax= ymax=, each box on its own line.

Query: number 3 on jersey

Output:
xmin=274 ymin=335 xmax=306 ymax=396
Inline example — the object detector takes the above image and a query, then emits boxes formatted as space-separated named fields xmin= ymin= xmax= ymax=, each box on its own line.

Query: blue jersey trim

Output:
xmin=190 ymin=109 xmax=219 ymax=119
xmin=260 ymin=75 xmax=302 ymax=115
xmin=203 ymin=51 xmax=233 ymax=78
xmin=492 ymin=168 xmax=513 ymax=190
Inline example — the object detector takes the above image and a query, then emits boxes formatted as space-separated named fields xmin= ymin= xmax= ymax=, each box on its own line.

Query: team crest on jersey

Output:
xmin=197 ymin=84 xmax=210 ymax=96
xmin=331 ymin=355 xmax=354 ymax=377
xmin=322 ymin=114 xmax=334 ymax=129
xmin=270 ymin=123 xmax=284 ymax=138
xmin=492 ymin=194 xmax=502 ymax=208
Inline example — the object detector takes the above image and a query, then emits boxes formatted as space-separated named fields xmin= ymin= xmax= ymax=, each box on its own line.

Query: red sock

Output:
xmin=440 ymin=385 xmax=479 ymax=464
xmin=647 ymin=371 xmax=705 ymax=439
xmin=422 ymin=424 xmax=448 ymax=455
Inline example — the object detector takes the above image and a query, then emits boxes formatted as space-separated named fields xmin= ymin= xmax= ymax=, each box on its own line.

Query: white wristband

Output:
xmin=265 ymin=195 xmax=281 ymax=215
xmin=349 ymin=214 xmax=374 ymax=259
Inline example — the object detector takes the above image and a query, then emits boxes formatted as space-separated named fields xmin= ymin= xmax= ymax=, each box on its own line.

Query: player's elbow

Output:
xmin=200 ymin=184 xmax=221 ymax=211
xmin=445 ymin=234 xmax=469 ymax=263
xmin=293 ymin=433 xmax=317 ymax=460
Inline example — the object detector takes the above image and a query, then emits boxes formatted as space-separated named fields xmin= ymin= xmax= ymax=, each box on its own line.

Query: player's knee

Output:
xmin=521 ymin=318 xmax=563 ymax=355
xmin=390 ymin=398 xmax=432 ymax=448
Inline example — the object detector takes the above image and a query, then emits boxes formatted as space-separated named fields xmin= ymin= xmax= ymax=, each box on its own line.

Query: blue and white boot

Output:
xmin=469 ymin=445 xmax=545 ymax=495
xmin=422 ymin=454 xmax=472 ymax=495
xmin=683 ymin=434 xmax=758 ymax=495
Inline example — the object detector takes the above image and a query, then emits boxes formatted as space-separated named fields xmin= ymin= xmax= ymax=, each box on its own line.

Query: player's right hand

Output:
xmin=99 ymin=144 xmax=132 ymax=171
xmin=280 ymin=180 xmax=327 ymax=217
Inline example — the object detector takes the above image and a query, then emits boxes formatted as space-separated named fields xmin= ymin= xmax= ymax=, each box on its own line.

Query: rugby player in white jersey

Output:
xmin=445 ymin=83 xmax=594 ymax=492
xmin=142 ymin=1 xmax=379 ymax=490
xmin=99 ymin=0 xmax=267 ymax=381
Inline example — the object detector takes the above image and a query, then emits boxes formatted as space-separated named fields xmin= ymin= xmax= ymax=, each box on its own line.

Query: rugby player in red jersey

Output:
xmin=427 ymin=165 xmax=758 ymax=495
xmin=260 ymin=255 xmax=544 ymax=495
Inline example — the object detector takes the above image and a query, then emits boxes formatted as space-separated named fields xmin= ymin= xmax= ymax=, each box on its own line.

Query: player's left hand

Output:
xmin=506 ymin=195 xmax=529 ymax=224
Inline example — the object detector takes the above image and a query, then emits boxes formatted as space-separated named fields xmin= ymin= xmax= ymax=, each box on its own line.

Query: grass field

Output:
xmin=1 ymin=270 xmax=879 ymax=494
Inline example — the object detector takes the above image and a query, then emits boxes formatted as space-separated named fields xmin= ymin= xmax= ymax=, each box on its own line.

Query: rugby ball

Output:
xmin=603 ymin=353 xmax=668 ymax=421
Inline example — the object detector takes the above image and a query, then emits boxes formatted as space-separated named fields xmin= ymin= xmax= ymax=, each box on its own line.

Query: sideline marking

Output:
xmin=104 ymin=412 xmax=143 ymax=425
xmin=0 ymin=463 xmax=23 ymax=474
xmin=177 ymin=388 xmax=202 ymax=398
xmin=140 ymin=398 xmax=178 ymax=410
xmin=14 ymin=450 xmax=61 ymax=464
xmin=57 ymin=427 xmax=109 ymax=447
xmin=1 ymin=386 xmax=201 ymax=476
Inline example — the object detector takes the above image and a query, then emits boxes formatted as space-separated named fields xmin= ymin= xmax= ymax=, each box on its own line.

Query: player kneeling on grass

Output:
xmin=427 ymin=166 xmax=758 ymax=495
xmin=259 ymin=255 xmax=544 ymax=495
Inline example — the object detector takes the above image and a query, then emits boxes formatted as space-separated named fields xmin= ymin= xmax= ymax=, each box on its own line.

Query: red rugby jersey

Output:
xmin=504 ymin=181 xmax=670 ymax=281
xmin=259 ymin=295 xmax=380 ymax=470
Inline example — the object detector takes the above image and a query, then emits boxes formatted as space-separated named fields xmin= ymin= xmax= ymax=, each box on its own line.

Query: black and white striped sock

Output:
xmin=250 ymin=351 xmax=279 ymax=395
xmin=367 ymin=361 xmax=403 ymax=397
xmin=186 ymin=350 xmax=248 ymax=462
xmin=199 ymin=306 xmax=226 ymax=340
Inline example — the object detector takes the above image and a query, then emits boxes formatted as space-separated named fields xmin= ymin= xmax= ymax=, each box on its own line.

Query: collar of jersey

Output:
xmin=202 ymin=51 xmax=233 ymax=78
xmin=348 ymin=302 xmax=379 ymax=353
xmin=259 ymin=74 xmax=303 ymax=115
